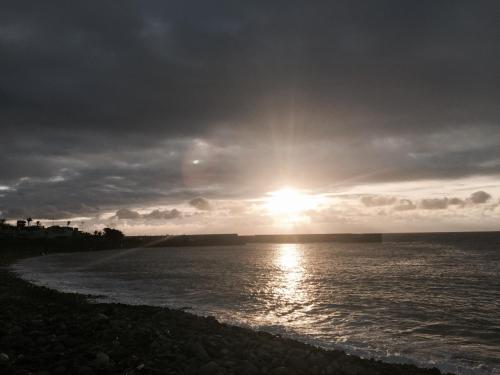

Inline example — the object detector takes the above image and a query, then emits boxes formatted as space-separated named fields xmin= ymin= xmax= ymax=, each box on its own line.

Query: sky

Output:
xmin=1 ymin=1 xmax=500 ymax=235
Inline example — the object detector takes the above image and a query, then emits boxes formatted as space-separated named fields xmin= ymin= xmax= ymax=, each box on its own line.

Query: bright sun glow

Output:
xmin=265 ymin=187 xmax=320 ymax=222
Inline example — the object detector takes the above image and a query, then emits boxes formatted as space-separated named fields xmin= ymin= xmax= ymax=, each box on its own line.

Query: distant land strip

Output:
xmin=140 ymin=233 xmax=383 ymax=247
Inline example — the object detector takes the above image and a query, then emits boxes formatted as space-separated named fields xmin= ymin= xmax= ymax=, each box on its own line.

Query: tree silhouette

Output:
xmin=103 ymin=228 xmax=124 ymax=241
xmin=36 ymin=220 xmax=41 ymax=227
xmin=26 ymin=217 xmax=32 ymax=226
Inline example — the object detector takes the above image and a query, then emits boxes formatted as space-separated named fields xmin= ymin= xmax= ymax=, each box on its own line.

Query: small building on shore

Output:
xmin=0 ymin=222 xmax=17 ymax=237
xmin=0 ymin=220 xmax=81 ymax=239
xmin=45 ymin=225 xmax=80 ymax=238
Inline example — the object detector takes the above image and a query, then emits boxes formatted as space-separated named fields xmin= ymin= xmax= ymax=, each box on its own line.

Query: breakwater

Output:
xmin=143 ymin=233 xmax=382 ymax=247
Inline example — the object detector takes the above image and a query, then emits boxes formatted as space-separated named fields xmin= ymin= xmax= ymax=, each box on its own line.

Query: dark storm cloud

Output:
xmin=2 ymin=1 xmax=500 ymax=135
xmin=188 ymin=197 xmax=212 ymax=211
xmin=448 ymin=197 xmax=465 ymax=206
xmin=393 ymin=199 xmax=417 ymax=211
xmin=361 ymin=195 xmax=397 ymax=207
xmin=115 ymin=208 xmax=141 ymax=220
xmin=114 ymin=208 xmax=181 ymax=221
xmin=142 ymin=209 xmax=181 ymax=220
xmin=1 ymin=1 xmax=500 ymax=219
xmin=420 ymin=198 xmax=450 ymax=210
xmin=356 ymin=191 xmax=494 ymax=212
xmin=469 ymin=191 xmax=491 ymax=204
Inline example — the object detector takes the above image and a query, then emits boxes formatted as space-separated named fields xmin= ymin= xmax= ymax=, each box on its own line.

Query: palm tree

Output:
xmin=26 ymin=217 xmax=32 ymax=227
xmin=36 ymin=221 xmax=41 ymax=227
xmin=67 ymin=220 xmax=71 ymax=227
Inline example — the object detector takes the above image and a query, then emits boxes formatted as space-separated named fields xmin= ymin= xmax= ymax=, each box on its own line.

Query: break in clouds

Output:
xmin=1 ymin=1 xmax=500 ymax=233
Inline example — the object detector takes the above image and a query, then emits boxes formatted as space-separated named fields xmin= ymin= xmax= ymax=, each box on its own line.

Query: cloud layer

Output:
xmin=1 ymin=1 xmax=500 ymax=232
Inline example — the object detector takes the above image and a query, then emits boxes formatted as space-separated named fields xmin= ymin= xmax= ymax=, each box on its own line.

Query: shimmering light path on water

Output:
xmin=14 ymin=236 xmax=500 ymax=375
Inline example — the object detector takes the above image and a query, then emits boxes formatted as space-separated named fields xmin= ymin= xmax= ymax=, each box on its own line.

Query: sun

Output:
xmin=265 ymin=187 xmax=319 ymax=221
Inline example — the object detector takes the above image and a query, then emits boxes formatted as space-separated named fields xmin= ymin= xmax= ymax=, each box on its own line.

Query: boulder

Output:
xmin=308 ymin=352 xmax=328 ymax=369
xmin=78 ymin=365 xmax=95 ymax=375
xmin=286 ymin=348 xmax=308 ymax=371
xmin=271 ymin=366 xmax=296 ymax=375
xmin=53 ymin=343 xmax=65 ymax=353
xmin=53 ymin=365 xmax=67 ymax=375
xmin=341 ymin=362 xmax=365 ymax=375
xmin=237 ymin=360 xmax=260 ymax=375
xmin=92 ymin=351 xmax=110 ymax=368
xmin=95 ymin=313 xmax=110 ymax=322
xmin=199 ymin=361 xmax=221 ymax=375
xmin=189 ymin=341 xmax=210 ymax=362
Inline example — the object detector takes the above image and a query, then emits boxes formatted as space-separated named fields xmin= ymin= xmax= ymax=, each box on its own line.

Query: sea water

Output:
xmin=13 ymin=233 xmax=500 ymax=374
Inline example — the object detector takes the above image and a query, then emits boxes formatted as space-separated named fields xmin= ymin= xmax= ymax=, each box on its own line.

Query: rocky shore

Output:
xmin=0 ymin=249 xmax=450 ymax=375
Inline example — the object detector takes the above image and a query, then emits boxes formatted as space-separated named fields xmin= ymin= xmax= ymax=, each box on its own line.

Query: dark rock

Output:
xmin=308 ymin=352 xmax=328 ymax=369
xmin=53 ymin=365 xmax=67 ymax=375
xmin=92 ymin=351 xmax=110 ymax=368
xmin=53 ymin=343 xmax=65 ymax=353
xmin=37 ymin=336 xmax=48 ymax=345
xmin=286 ymin=348 xmax=308 ymax=371
xmin=0 ymin=336 xmax=11 ymax=347
xmin=205 ymin=316 xmax=218 ymax=326
xmin=78 ymin=365 xmax=95 ymax=375
xmin=269 ymin=357 xmax=282 ymax=369
xmin=189 ymin=341 xmax=210 ymax=362
xmin=199 ymin=361 xmax=221 ymax=375
xmin=271 ymin=366 xmax=296 ymax=375
xmin=325 ymin=361 xmax=341 ymax=375
xmin=10 ymin=325 xmax=23 ymax=335
xmin=62 ymin=336 xmax=79 ymax=348
xmin=95 ymin=313 xmax=110 ymax=322
xmin=136 ymin=363 xmax=145 ymax=370
xmin=237 ymin=360 xmax=260 ymax=375
xmin=0 ymin=353 xmax=9 ymax=363
xmin=341 ymin=362 xmax=365 ymax=375
xmin=152 ymin=311 xmax=170 ymax=322
xmin=31 ymin=319 xmax=45 ymax=328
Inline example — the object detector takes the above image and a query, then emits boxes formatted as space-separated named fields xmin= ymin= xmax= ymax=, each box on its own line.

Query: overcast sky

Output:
xmin=1 ymin=1 xmax=500 ymax=234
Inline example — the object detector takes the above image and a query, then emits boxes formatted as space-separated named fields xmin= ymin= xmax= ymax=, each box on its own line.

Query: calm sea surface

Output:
xmin=13 ymin=233 xmax=500 ymax=374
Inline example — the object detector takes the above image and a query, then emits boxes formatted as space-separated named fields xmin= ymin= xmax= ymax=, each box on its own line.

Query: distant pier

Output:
xmin=242 ymin=233 xmax=382 ymax=244
xmin=145 ymin=233 xmax=382 ymax=247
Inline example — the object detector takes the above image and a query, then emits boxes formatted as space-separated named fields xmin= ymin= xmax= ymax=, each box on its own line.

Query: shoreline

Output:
xmin=1 ymin=248 xmax=450 ymax=375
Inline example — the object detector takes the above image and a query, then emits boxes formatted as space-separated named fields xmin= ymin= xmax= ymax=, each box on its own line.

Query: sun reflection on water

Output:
xmin=272 ymin=243 xmax=308 ymax=312
xmin=277 ymin=243 xmax=301 ymax=270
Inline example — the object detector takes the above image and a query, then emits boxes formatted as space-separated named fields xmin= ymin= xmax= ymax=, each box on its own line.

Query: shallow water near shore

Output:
xmin=13 ymin=233 xmax=500 ymax=375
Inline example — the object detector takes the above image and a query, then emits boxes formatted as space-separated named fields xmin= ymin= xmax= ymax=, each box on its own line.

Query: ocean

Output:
xmin=13 ymin=232 xmax=500 ymax=374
